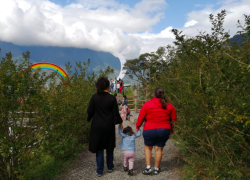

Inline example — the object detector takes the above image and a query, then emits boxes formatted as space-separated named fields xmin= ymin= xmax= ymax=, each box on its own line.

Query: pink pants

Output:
xmin=123 ymin=151 xmax=135 ymax=170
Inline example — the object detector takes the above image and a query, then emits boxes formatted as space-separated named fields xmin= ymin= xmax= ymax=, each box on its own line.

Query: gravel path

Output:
xmin=57 ymin=120 xmax=183 ymax=180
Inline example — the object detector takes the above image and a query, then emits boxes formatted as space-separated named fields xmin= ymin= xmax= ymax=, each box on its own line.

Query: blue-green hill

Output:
xmin=0 ymin=41 xmax=121 ymax=73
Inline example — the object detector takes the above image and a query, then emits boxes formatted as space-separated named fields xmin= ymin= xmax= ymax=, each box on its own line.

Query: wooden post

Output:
xmin=134 ymin=83 xmax=138 ymax=113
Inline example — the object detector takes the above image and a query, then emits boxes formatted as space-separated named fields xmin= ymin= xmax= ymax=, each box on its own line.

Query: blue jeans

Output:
xmin=96 ymin=150 xmax=114 ymax=174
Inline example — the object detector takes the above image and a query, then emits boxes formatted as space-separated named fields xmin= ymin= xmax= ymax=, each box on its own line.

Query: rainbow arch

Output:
xmin=28 ymin=63 xmax=68 ymax=79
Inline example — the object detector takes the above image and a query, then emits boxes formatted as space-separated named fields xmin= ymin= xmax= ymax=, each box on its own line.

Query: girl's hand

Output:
xmin=119 ymin=123 xmax=123 ymax=130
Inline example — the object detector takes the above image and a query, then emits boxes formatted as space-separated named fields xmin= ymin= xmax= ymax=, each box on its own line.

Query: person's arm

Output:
xmin=136 ymin=103 xmax=148 ymax=130
xmin=118 ymin=126 xmax=126 ymax=137
xmin=119 ymin=123 xmax=123 ymax=130
xmin=135 ymin=129 xmax=141 ymax=137
xmin=87 ymin=95 xmax=95 ymax=122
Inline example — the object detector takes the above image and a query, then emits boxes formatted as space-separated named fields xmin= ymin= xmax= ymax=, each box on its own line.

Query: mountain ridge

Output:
xmin=0 ymin=41 xmax=121 ymax=74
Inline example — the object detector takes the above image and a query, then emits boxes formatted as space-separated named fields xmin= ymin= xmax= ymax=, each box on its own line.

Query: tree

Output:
xmin=123 ymin=47 xmax=169 ymax=86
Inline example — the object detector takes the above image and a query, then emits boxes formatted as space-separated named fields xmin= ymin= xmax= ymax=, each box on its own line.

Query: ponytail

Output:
xmin=160 ymin=94 xmax=167 ymax=109
xmin=154 ymin=87 xmax=167 ymax=109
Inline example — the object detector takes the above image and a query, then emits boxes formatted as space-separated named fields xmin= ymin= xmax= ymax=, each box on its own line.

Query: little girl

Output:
xmin=118 ymin=125 xmax=141 ymax=176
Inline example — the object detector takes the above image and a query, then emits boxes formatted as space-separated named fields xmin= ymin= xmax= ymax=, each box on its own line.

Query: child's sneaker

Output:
xmin=152 ymin=167 xmax=161 ymax=175
xmin=142 ymin=167 xmax=152 ymax=175
xmin=124 ymin=166 xmax=128 ymax=171
xmin=128 ymin=169 xmax=133 ymax=176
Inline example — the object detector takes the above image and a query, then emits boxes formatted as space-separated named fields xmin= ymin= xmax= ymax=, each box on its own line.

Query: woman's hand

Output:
xmin=119 ymin=123 xmax=123 ymax=130
xmin=171 ymin=128 xmax=174 ymax=135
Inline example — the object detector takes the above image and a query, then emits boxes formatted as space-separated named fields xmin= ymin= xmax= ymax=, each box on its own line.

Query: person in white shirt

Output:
xmin=116 ymin=82 xmax=120 ymax=93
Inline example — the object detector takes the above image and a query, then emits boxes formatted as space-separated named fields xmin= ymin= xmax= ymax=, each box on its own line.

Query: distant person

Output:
xmin=114 ymin=78 xmax=117 ymax=92
xmin=117 ymin=82 xmax=120 ymax=93
xmin=87 ymin=76 xmax=123 ymax=177
xmin=110 ymin=78 xmax=113 ymax=92
xmin=110 ymin=83 xmax=114 ymax=92
xmin=121 ymin=95 xmax=128 ymax=121
xmin=136 ymin=87 xmax=177 ymax=175
xmin=122 ymin=95 xmax=130 ymax=119
xmin=123 ymin=95 xmax=128 ymax=106
xmin=114 ymin=92 xmax=122 ymax=105
xmin=118 ymin=126 xmax=141 ymax=176
xmin=119 ymin=86 xmax=124 ymax=94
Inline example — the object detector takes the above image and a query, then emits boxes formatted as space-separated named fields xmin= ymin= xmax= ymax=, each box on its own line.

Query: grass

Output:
xmin=25 ymin=145 xmax=85 ymax=180
xmin=25 ymin=155 xmax=66 ymax=180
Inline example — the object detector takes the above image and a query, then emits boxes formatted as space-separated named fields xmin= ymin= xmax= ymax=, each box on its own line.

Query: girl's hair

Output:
xmin=154 ymin=87 xmax=167 ymax=109
xmin=96 ymin=76 xmax=110 ymax=94
xmin=123 ymin=126 xmax=134 ymax=136
xmin=123 ymin=95 xmax=127 ymax=99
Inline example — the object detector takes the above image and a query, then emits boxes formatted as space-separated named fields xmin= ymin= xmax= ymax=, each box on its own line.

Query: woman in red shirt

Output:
xmin=136 ymin=87 xmax=177 ymax=175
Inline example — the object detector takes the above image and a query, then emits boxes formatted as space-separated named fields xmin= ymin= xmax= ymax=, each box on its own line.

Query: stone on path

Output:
xmin=57 ymin=120 xmax=183 ymax=180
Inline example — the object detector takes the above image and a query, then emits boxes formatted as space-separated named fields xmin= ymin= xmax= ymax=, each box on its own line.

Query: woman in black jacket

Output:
xmin=87 ymin=76 xmax=123 ymax=177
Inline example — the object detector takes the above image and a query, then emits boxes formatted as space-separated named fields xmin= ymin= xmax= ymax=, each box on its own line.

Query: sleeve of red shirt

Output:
xmin=170 ymin=104 xmax=177 ymax=127
xmin=136 ymin=102 xmax=148 ymax=130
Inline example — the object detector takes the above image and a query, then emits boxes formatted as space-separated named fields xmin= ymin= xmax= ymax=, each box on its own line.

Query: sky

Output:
xmin=0 ymin=0 xmax=249 ymax=59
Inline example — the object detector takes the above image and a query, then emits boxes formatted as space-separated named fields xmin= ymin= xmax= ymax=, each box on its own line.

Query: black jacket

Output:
xmin=87 ymin=92 xmax=122 ymax=153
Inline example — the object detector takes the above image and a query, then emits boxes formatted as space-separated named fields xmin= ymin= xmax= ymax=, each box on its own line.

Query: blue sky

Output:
xmin=0 ymin=0 xmax=249 ymax=59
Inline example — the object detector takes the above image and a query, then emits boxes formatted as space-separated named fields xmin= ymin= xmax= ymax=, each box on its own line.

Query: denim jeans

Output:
xmin=96 ymin=150 xmax=114 ymax=174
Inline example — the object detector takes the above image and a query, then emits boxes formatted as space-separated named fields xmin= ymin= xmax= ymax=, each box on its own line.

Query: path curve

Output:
xmin=57 ymin=120 xmax=183 ymax=180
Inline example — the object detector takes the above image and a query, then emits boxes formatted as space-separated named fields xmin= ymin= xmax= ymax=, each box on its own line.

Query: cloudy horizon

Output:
xmin=0 ymin=0 xmax=249 ymax=60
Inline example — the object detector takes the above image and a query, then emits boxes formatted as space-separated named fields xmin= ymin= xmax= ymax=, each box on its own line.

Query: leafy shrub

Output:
xmin=0 ymin=52 xmax=113 ymax=179
xmin=124 ymin=11 xmax=250 ymax=179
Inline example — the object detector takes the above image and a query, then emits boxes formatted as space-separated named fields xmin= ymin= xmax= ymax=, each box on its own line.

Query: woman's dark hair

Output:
xmin=123 ymin=95 xmax=127 ymax=99
xmin=154 ymin=87 xmax=167 ymax=109
xmin=96 ymin=76 xmax=110 ymax=94
xmin=123 ymin=126 xmax=134 ymax=136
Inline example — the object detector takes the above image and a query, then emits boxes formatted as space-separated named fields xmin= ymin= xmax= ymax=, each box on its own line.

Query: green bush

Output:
xmin=0 ymin=52 xmax=113 ymax=179
xmin=124 ymin=11 xmax=250 ymax=179
xmin=156 ymin=11 xmax=250 ymax=179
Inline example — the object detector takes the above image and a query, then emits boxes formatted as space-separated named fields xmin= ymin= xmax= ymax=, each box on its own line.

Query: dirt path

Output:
xmin=57 ymin=120 xmax=184 ymax=180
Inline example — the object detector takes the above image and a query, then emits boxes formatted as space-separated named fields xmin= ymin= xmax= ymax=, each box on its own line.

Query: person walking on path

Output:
xmin=118 ymin=126 xmax=141 ymax=176
xmin=114 ymin=92 xmax=122 ymax=105
xmin=121 ymin=95 xmax=128 ymax=121
xmin=116 ymin=82 xmax=120 ymax=93
xmin=136 ymin=87 xmax=177 ymax=175
xmin=87 ymin=76 xmax=123 ymax=177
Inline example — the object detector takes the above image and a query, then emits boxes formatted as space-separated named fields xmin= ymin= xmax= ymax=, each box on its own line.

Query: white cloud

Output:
xmin=0 ymin=0 xmax=167 ymax=59
xmin=181 ymin=0 xmax=250 ymax=37
xmin=184 ymin=20 xmax=198 ymax=27
xmin=0 ymin=0 xmax=249 ymax=60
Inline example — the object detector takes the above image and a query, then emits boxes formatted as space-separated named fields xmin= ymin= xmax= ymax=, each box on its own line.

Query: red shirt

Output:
xmin=136 ymin=98 xmax=177 ymax=131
